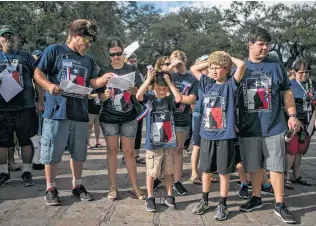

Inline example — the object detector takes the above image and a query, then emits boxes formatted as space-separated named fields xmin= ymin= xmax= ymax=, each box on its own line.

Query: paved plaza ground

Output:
xmin=1 ymin=133 xmax=316 ymax=226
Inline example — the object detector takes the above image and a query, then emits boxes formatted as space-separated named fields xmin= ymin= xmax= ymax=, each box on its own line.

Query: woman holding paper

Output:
xmin=284 ymin=59 xmax=316 ymax=190
xmin=97 ymin=38 xmax=145 ymax=200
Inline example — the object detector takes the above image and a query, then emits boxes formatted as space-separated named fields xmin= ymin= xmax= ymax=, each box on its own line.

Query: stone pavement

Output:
xmin=1 ymin=134 xmax=316 ymax=226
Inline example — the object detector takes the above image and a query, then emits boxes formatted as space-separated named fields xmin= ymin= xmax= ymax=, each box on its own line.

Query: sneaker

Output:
xmin=164 ymin=195 xmax=176 ymax=209
xmin=236 ymin=180 xmax=252 ymax=188
xmin=192 ymin=199 xmax=209 ymax=215
xmin=44 ymin=188 xmax=61 ymax=206
xmin=274 ymin=203 xmax=296 ymax=224
xmin=173 ymin=181 xmax=187 ymax=196
xmin=0 ymin=173 xmax=11 ymax=187
xmin=239 ymin=185 xmax=249 ymax=199
xmin=145 ymin=197 xmax=157 ymax=212
xmin=153 ymin=178 xmax=162 ymax=190
xmin=21 ymin=172 xmax=34 ymax=187
xmin=240 ymin=197 xmax=263 ymax=212
xmin=71 ymin=185 xmax=94 ymax=201
xmin=261 ymin=184 xmax=274 ymax=194
xmin=214 ymin=204 xmax=229 ymax=221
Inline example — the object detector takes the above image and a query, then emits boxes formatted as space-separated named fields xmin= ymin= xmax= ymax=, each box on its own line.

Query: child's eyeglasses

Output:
xmin=109 ymin=52 xmax=123 ymax=57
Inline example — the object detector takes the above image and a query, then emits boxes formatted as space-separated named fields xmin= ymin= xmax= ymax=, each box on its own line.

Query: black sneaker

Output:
xmin=239 ymin=185 xmax=249 ymax=199
xmin=153 ymin=178 xmax=162 ymax=190
xmin=145 ymin=197 xmax=157 ymax=212
xmin=240 ymin=196 xmax=263 ymax=212
xmin=261 ymin=184 xmax=274 ymax=194
xmin=164 ymin=195 xmax=176 ymax=209
xmin=274 ymin=203 xmax=296 ymax=224
xmin=71 ymin=185 xmax=94 ymax=201
xmin=21 ymin=172 xmax=34 ymax=187
xmin=45 ymin=188 xmax=61 ymax=206
xmin=173 ymin=181 xmax=187 ymax=196
xmin=0 ymin=173 xmax=10 ymax=187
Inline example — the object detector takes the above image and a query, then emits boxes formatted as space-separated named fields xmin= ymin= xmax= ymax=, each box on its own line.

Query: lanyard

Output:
xmin=1 ymin=50 xmax=18 ymax=64
xmin=296 ymin=79 xmax=308 ymax=97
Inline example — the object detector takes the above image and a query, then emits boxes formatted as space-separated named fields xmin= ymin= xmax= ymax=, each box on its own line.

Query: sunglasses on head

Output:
xmin=82 ymin=36 xmax=94 ymax=44
xmin=109 ymin=52 xmax=123 ymax=57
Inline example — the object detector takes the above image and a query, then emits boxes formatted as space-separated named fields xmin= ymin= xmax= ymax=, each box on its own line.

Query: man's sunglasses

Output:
xmin=109 ymin=52 xmax=123 ymax=57
xmin=82 ymin=36 xmax=94 ymax=45
xmin=161 ymin=63 xmax=171 ymax=66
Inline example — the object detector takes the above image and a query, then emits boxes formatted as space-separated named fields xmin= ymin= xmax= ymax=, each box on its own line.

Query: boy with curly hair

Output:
xmin=190 ymin=51 xmax=246 ymax=220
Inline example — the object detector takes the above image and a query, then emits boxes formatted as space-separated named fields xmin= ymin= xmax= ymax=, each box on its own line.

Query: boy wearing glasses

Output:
xmin=34 ymin=19 xmax=111 ymax=206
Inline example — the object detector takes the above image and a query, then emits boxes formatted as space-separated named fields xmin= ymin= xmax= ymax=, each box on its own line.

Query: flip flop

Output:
xmin=95 ymin=143 xmax=102 ymax=148
xmin=189 ymin=177 xmax=202 ymax=185
xmin=284 ymin=180 xmax=294 ymax=190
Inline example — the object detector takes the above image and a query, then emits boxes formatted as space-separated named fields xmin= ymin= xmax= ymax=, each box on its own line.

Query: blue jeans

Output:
xmin=40 ymin=118 xmax=89 ymax=164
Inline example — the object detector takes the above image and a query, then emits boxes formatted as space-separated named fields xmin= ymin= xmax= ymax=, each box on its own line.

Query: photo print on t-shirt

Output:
xmin=151 ymin=111 xmax=175 ymax=146
xmin=203 ymin=95 xmax=226 ymax=131
xmin=244 ymin=72 xmax=272 ymax=112
xmin=0 ymin=61 xmax=24 ymax=88
xmin=61 ymin=58 xmax=88 ymax=86
xmin=109 ymin=88 xmax=132 ymax=112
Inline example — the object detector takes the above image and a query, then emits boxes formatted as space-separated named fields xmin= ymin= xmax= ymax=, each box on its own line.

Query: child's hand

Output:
xmin=146 ymin=69 xmax=156 ymax=81
xmin=104 ymin=88 xmax=111 ymax=100
xmin=162 ymin=73 xmax=171 ymax=83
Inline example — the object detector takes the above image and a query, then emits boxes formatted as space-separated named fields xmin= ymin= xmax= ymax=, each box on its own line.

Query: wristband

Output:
xmin=289 ymin=114 xmax=297 ymax=118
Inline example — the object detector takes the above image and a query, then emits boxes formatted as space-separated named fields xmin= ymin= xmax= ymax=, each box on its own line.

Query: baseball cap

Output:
xmin=0 ymin=26 xmax=15 ymax=37
xmin=69 ymin=19 xmax=99 ymax=41
xmin=32 ymin=50 xmax=42 ymax=57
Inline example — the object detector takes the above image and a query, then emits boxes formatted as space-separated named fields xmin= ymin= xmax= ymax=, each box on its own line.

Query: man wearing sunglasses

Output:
xmin=0 ymin=25 xmax=44 ymax=187
xmin=34 ymin=19 xmax=113 ymax=206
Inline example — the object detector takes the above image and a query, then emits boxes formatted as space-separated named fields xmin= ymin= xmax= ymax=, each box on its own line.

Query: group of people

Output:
xmin=0 ymin=19 xmax=315 ymax=225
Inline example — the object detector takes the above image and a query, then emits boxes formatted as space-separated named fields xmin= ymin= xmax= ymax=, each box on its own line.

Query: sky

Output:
xmin=140 ymin=1 xmax=314 ymax=14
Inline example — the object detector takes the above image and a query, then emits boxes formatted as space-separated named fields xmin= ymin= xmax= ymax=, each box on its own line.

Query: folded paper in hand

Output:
xmin=106 ymin=72 xmax=135 ymax=90
xmin=123 ymin=41 xmax=139 ymax=59
xmin=59 ymin=80 xmax=93 ymax=97
xmin=0 ymin=69 xmax=23 ymax=102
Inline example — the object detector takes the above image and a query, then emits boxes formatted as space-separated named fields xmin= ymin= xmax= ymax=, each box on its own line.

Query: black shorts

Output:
xmin=234 ymin=138 xmax=242 ymax=164
xmin=192 ymin=114 xmax=202 ymax=146
xmin=199 ymin=138 xmax=235 ymax=175
xmin=0 ymin=108 xmax=38 ymax=147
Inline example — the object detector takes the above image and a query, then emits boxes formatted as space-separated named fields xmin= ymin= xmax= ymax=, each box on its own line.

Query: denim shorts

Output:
xmin=175 ymin=125 xmax=190 ymax=133
xmin=40 ymin=119 xmax=89 ymax=164
xmin=100 ymin=120 xmax=138 ymax=138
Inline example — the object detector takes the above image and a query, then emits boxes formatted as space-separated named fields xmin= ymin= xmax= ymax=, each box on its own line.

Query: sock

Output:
xmin=202 ymin=192 xmax=209 ymax=203
xmin=275 ymin=202 xmax=284 ymax=208
xmin=0 ymin=164 xmax=9 ymax=174
xmin=263 ymin=183 xmax=271 ymax=188
xmin=72 ymin=179 xmax=82 ymax=188
xmin=47 ymin=182 xmax=56 ymax=190
xmin=22 ymin=163 xmax=32 ymax=173
xmin=241 ymin=183 xmax=248 ymax=188
xmin=252 ymin=196 xmax=261 ymax=201
xmin=219 ymin=196 xmax=227 ymax=206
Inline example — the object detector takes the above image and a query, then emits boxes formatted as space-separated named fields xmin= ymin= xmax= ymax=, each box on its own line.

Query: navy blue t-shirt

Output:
xmin=237 ymin=58 xmax=290 ymax=137
xmin=172 ymin=71 xmax=198 ymax=127
xmin=97 ymin=63 xmax=144 ymax=124
xmin=199 ymin=75 xmax=238 ymax=140
xmin=0 ymin=49 xmax=35 ymax=111
xmin=35 ymin=44 xmax=99 ymax=122
xmin=143 ymin=92 xmax=177 ymax=150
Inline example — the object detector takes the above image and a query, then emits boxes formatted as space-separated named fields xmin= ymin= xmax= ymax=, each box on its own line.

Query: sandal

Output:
xmin=189 ymin=177 xmax=202 ymax=185
xmin=107 ymin=186 xmax=119 ymax=200
xmin=95 ymin=143 xmax=102 ymax=148
xmin=291 ymin=176 xmax=311 ymax=186
xmin=211 ymin=177 xmax=218 ymax=183
xmin=135 ymin=155 xmax=146 ymax=164
xmin=129 ymin=187 xmax=146 ymax=200
xmin=284 ymin=179 xmax=294 ymax=190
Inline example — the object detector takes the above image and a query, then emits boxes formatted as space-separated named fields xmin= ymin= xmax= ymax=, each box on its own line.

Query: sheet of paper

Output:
xmin=123 ymin=41 xmax=139 ymax=59
xmin=307 ymin=110 xmax=316 ymax=136
xmin=106 ymin=72 xmax=135 ymax=90
xmin=59 ymin=80 xmax=93 ymax=95
xmin=0 ymin=70 xmax=23 ymax=102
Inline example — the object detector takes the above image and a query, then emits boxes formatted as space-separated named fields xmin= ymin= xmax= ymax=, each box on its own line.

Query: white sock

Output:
xmin=22 ymin=163 xmax=32 ymax=173
xmin=0 ymin=164 xmax=9 ymax=174
xmin=72 ymin=179 xmax=82 ymax=188
xmin=47 ymin=182 xmax=56 ymax=190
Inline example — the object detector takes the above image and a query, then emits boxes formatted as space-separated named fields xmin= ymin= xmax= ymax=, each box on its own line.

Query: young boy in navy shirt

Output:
xmin=190 ymin=51 xmax=246 ymax=220
xmin=136 ymin=69 xmax=182 ymax=212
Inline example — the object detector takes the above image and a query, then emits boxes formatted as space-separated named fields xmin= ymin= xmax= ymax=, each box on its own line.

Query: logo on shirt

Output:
xmin=202 ymin=95 xmax=226 ymax=131
xmin=110 ymin=88 xmax=132 ymax=112
xmin=61 ymin=59 xmax=87 ymax=86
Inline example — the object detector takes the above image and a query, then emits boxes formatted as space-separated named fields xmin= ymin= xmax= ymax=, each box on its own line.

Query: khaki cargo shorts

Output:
xmin=146 ymin=149 xmax=174 ymax=178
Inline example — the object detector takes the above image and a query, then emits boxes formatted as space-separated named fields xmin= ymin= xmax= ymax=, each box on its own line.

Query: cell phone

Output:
xmin=146 ymin=65 xmax=153 ymax=70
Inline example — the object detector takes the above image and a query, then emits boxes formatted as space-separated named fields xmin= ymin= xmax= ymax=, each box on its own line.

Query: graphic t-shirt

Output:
xmin=35 ymin=44 xmax=99 ymax=122
xmin=0 ymin=49 xmax=36 ymax=111
xmin=237 ymin=58 xmax=290 ymax=137
xmin=199 ymin=75 xmax=238 ymax=140
xmin=143 ymin=92 xmax=177 ymax=150
xmin=97 ymin=63 xmax=143 ymax=124
xmin=88 ymin=90 xmax=101 ymax=115
xmin=172 ymin=71 xmax=198 ymax=127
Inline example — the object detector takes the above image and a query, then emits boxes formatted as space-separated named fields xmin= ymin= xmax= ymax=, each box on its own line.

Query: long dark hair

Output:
xmin=107 ymin=38 xmax=124 ymax=51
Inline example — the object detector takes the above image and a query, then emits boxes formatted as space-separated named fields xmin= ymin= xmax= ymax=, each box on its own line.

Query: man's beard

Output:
xmin=5 ymin=40 xmax=16 ymax=51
